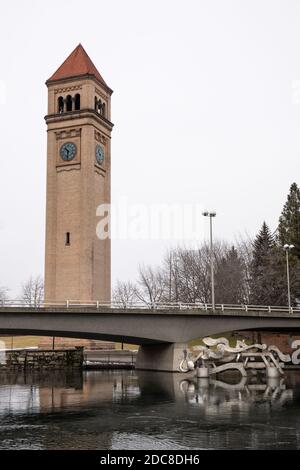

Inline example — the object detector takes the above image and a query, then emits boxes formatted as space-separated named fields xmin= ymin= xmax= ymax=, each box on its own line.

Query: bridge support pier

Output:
xmin=136 ymin=342 xmax=188 ymax=372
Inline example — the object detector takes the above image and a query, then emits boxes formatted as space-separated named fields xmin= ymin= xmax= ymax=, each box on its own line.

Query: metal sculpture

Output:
xmin=182 ymin=337 xmax=293 ymax=377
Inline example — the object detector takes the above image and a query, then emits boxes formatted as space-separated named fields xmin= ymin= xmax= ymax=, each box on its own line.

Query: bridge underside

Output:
xmin=2 ymin=327 xmax=300 ymax=373
xmin=0 ymin=329 xmax=164 ymax=346
xmin=0 ymin=307 xmax=300 ymax=371
xmin=0 ymin=329 xmax=189 ymax=372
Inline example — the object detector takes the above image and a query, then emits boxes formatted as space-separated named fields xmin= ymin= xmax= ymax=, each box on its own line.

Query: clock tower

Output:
xmin=44 ymin=44 xmax=113 ymax=304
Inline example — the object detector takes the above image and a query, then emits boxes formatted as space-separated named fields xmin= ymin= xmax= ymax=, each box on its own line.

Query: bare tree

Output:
xmin=0 ymin=286 xmax=9 ymax=304
xmin=161 ymin=248 xmax=182 ymax=302
xmin=236 ymin=235 xmax=253 ymax=304
xmin=135 ymin=265 xmax=165 ymax=306
xmin=175 ymin=248 xmax=209 ymax=303
xmin=113 ymin=240 xmax=252 ymax=308
xmin=215 ymin=245 xmax=247 ymax=304
xmin=21 ymin=276 xmax=44 ymax=307
xmin=161 ymin=242 xmax=230 ymax=304
xmin=112 ymin=280 xmax=137 ymax=308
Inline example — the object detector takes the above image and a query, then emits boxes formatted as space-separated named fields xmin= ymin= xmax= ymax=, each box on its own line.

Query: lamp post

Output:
xmin=283 ymin=244 xmax=294 ymax=313
xmin=203 ymin=211 xmax=216 ymax=311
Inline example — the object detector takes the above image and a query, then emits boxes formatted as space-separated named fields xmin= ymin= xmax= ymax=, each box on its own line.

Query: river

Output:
xmin=0 ymin=369 xmax=299 ymax=450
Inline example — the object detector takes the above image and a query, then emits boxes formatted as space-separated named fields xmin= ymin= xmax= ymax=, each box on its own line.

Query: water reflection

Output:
xmin=180 ymin=375 xmax=293 ymax=414
xmin=0 ymin=370 xmax=299 ymax=449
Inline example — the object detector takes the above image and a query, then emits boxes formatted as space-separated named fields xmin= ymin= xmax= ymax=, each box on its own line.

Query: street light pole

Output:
xmin=203 ymin=211 xmax=216 ymax=311
xmin=283 ymin=244 xmax=294 ymax=313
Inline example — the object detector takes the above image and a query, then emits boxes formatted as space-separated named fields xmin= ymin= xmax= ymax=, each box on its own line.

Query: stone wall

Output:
xmin=0 ymin=347 xmax=84 ymax=370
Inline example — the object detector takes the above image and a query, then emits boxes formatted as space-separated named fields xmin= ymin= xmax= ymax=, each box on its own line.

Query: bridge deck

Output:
xmin=0 ymin=306 xmax=299 ymax=318
xmin=0 ymin=305 xmax=300 ymax=349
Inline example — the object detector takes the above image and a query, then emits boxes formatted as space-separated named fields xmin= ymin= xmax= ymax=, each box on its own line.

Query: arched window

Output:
xmin=97 ymin=99 xmax=102 ymax=114
xmin=58 ymin=96 xmax=64 ymax=113
xmin=94 ymin=97 xmax=106 ymax=116
xmin=66 ymin=95 xmax=73 ymax=112
xmin=74 ymin=93 xmax=80 ymax=110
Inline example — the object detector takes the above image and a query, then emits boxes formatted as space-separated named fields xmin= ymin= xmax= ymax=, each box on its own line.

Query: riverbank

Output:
xmin=0 ymin=348 xmax=84 ymax=370
xmin=84 ymin=349 xmax=137 ymax=369
xmin=1 ymin=348 xmax=299 ymax=372
xmin=0 ymin=348 xmax=137 ymax=370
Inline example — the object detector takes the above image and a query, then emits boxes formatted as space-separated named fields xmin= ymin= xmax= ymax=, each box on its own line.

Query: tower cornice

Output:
xmin=46 ymin=74 xmax=113 ymax=96
xmin=45 ymin=108 xmax=114 ymax=132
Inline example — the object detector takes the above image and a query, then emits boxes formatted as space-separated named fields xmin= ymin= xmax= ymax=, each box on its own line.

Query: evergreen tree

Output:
xmin=250 ymin=220 xmax=300 ymax=306
xmin=249 ymin=222 xmax=276 ymax=305
xmin=278 ymin=182 xmax=300 ymax=259
xmin=252 ymin=221 xmax=275 ymax=268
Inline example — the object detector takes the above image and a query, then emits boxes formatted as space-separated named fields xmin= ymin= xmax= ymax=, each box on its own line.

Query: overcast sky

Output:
xmin=0 ymin=0 xmax=299 ymax=296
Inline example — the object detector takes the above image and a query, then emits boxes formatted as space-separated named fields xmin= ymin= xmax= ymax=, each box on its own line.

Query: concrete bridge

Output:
xmin=0 ymin=302 xmax=299 ymax=371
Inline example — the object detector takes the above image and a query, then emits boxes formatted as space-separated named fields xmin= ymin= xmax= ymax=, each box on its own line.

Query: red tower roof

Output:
xmin=47 ymin=44 xmax=108 ymax=87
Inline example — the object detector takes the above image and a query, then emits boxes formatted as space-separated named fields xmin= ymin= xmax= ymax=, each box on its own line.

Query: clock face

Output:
xmin=95 ymin=144 xmax=105 ymax=165
xmin=60 ymin=142 xmax=77 ymax=162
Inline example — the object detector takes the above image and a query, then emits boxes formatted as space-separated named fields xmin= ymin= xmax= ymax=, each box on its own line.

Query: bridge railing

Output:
xmin=0 ymin=299 xmax=299 ymax=314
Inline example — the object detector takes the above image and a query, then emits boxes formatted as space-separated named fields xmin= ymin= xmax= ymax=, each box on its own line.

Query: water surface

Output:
xmin=0 ymin=369 xmax=299 ymax=449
